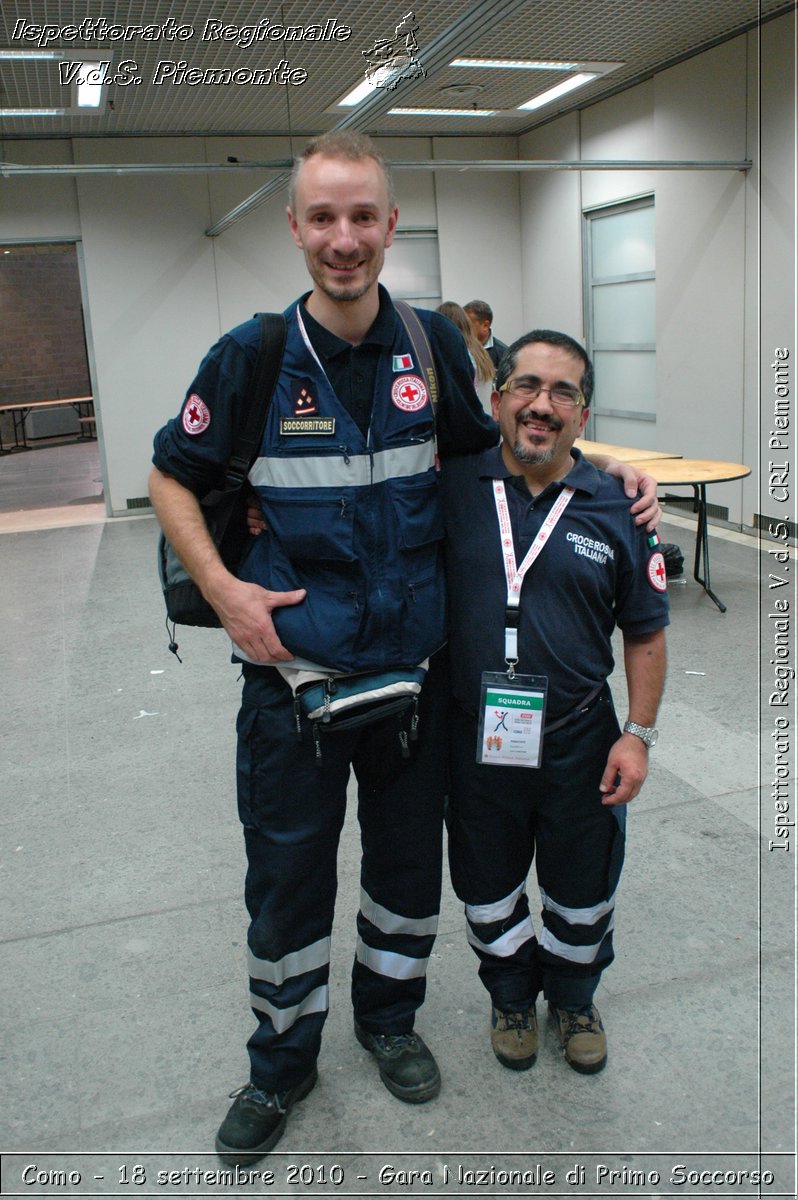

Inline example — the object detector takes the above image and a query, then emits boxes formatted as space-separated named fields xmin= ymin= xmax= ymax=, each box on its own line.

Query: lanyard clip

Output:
xmin=504 ymin=606 xmax=520 ymax=677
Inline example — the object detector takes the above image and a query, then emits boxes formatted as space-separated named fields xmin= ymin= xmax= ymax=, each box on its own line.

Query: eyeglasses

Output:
xmin=498 ymin=377 xmax=585 ymax=409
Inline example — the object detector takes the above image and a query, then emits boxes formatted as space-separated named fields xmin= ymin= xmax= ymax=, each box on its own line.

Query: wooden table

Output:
xmin=622 ymin=457 xmax=752 ymax=612
xmin=0 ymin=396 xmax=95 ymax=452
xmin=575 ymin=438 xmax=683 ymax=462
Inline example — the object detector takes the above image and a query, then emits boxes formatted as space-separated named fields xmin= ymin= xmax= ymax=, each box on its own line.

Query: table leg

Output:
xmin=691 ymin=483 xmax=726 ymax=613
xmin=11 ymin=408 xmax=30 ymax=451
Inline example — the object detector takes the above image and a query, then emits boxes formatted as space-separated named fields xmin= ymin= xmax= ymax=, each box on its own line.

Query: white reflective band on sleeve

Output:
xmin=248 ymin=936 xmax=331 ymax=986
xmin=248 ymin=984 xmax=329 ymax=1033
xmin=539 ymin=917 xmax=615 ymax=964
xmin=539 ymin=887 xmax=617 ymax=927
xmin=249 ymin=440 xmax=434 ymax=490
xmin=355 ymin=938 xmax=429 ymax=980
xmin=466 ymin=914 xmax=536 ymax=958
xmin=465 ymin=881 xmax=525 ymax=927
xmin=360 ymin=889 xmax=439 ymax=938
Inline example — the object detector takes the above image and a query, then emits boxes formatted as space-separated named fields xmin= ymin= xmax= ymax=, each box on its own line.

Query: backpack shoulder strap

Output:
xmin=394 ymin=300 xmax=439 ymax=418
xmin=225 ymin=312 xmax=287 ymax=486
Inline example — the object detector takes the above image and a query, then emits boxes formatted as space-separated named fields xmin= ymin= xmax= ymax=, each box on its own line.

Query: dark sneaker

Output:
xmin=354 ymin=1021 xmax=441 ymax=1103
xmin=215 ymin=1067 xmax=318 ymax=1164
xmin=549 ymin=1003 xmax=608 ymax=1074
xmin=491 ymin=1004 xmax=538 ymax=1070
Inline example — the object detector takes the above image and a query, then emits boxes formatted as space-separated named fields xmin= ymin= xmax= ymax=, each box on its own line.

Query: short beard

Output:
xmin=512 ymin=440 xmax=556 ymax=466
xmin=319 ymin=279 xmax=371 ymax=302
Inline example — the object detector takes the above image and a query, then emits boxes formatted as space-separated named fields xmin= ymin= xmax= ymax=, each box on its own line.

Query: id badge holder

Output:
xmin=477 ymin=672 xmax=548 ymax=768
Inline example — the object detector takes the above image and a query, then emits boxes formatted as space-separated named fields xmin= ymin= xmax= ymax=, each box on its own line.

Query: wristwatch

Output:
xmin=623 ymin=720 xmax=658 ymax=748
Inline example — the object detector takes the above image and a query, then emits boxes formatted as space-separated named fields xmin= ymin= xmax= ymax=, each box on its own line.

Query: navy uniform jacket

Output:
xmin=440 ymin=446 xmax=670 ymax=720
xmin=153 ymin=287 xmax=497 ymax=672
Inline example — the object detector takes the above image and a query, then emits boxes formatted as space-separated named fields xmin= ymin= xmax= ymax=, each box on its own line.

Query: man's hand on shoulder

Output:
xmin=603 ymin=459 xmax=661 ymax=530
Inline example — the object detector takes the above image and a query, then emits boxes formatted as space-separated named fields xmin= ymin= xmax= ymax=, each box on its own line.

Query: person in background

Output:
xmin=464 ymin=299 xmax=509 ymax=371
xmin=437 ymin=300 xmax=496 ymax=414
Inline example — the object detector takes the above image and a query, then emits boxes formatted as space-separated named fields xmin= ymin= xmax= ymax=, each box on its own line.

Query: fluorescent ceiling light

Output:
xmin=451 ymin=58 xmax=579 ymax=70
xmin=518 ymin=72 xmax=599 ymax=111
xmin=0 ymin=49 xmax=63 ymax=60
xmin=74 ymin=61 xmax=105 ymax=108
xmin=337 ymin=79 xmax=380 ymax=107
xmin=389 ymin=106 xmax=496 ymax=117
xmin=0 ymin=108 xmax=66 ymax=116
xmin=337 ymin=62 xmax=408 ymax=107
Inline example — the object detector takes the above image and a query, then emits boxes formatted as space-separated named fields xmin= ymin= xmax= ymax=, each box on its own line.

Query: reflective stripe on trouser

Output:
xmin=237 ymin=655 xmax=448 ymax=1091
xmin=447 ymin=687 xmax=626 ymax=1011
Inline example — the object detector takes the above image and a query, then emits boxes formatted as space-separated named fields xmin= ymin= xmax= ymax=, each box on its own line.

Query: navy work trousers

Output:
xmin=447 ymin=686 xmax=626 ymax=1011
xmin=236 ymin=653 xmax=448 ymax=1091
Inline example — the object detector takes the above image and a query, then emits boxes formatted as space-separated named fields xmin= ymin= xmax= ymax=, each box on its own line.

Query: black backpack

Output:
xmin=157 ymin=312 xmax=287 ymax=640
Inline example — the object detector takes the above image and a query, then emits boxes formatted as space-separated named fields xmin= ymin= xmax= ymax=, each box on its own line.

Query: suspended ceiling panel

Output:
xmin=0 ymin=0 xmax=790 ymax=142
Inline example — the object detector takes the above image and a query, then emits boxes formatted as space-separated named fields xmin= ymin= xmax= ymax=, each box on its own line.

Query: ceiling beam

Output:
xmin=0 ymin=159 xmax=753 ymax=178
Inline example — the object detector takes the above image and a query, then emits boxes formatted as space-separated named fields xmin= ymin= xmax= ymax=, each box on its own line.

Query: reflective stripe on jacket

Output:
xmin=238 ymin=301 xmax=446 ymax=673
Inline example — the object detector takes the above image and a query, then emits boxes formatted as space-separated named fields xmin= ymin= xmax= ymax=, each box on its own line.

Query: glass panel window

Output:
xmin=593 ymin=280 xmax=655 ymax=346
xmin=591 ymin=205 xmax=655 ymax=278
xmin=583 ymin=197 xmax=656 ymax=441
xmin=379 ymin=230 xmax=441 ymax=305
xmin=592 ymin=350 xmax=657 ymax=415
xmin=594 ymin=413 xmax=659 ymax=448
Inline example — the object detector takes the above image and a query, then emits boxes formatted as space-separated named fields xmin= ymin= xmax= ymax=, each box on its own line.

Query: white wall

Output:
xmin=517 ymin=113 xmax=583 ymax=338
xmin=515 ymin=16 xmax=795 ymax=527
xmin=431 ymin=136 xmax=523 ymax=345
xmin=0 ymin=139 xmax=81 ymax=240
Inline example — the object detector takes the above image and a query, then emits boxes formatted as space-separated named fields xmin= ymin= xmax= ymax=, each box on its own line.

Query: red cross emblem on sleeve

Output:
xmin=391 ymin=374 xmax=429 ymax=413
xmin=648 ymin=551 xmax=667 ymax=592
xmin=182 ymin=394 xmax=211 ymax=435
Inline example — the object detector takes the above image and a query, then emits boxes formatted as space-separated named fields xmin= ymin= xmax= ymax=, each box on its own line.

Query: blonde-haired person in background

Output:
xmin=437 ymin=301 xmax=496 ymax=415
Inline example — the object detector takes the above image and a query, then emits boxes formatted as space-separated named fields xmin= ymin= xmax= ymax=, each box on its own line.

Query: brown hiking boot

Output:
xmin=549 ymin=1003 xmax=607 ymax=1074
xmin=490 ymin=1004 xmax=538 ymax=1070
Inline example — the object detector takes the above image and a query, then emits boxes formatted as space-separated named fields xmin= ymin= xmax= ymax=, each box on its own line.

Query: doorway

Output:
xmin=0 ymin=240 xmax=105 ymax=527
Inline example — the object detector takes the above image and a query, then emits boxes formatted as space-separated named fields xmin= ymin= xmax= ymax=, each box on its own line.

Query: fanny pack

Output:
xmin=277 ymin=661 xmax=428 ymax=757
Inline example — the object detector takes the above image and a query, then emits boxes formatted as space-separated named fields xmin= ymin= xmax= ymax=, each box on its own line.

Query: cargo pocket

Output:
xmin=235 ymin=703 xmax=259 ymax=829
xmin=389 ymin=475 xmax=446 ymax=659
xmin=262 ymin=492 xmax=356 ymax=562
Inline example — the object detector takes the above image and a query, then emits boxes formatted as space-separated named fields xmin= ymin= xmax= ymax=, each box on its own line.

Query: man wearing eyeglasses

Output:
xmin=441 ymin=329 xmax=668 ymax=1077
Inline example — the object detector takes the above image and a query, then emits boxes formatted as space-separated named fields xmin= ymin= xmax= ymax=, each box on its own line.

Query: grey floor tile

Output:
xmin=0 ymin=488 xmax=793 ymax=1173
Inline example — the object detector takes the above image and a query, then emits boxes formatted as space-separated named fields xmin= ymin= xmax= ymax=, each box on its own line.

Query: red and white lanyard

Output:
xmin=493 ymin=479 xmax=575 ymax=675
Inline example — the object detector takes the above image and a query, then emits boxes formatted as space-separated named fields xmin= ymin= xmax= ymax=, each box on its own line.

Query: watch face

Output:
xmin=647 ymin=729 xmax=659 ymax=747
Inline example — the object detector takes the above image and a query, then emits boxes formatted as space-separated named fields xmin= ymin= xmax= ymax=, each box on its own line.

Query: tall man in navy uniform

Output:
xmin=441 ymin=330 xmax=668 ymax=1077
xmin=150 ymin=133 xmax=660 ymax=1163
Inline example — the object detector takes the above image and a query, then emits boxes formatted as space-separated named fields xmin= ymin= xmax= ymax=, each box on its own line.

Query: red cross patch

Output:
xmin=182 ymin=393 xmax=211 ymax=435
xmin=391 ymin=374 xmax=428 ymax=413
xmin=647 ymin=551 xmax=668 ymax=592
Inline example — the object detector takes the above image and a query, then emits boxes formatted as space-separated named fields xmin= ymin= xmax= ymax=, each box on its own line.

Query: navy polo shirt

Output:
xmin=440 ymin=445 xmax=669 ymax=720
xmin=152 ymin=286 xmax=497 ymax=496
